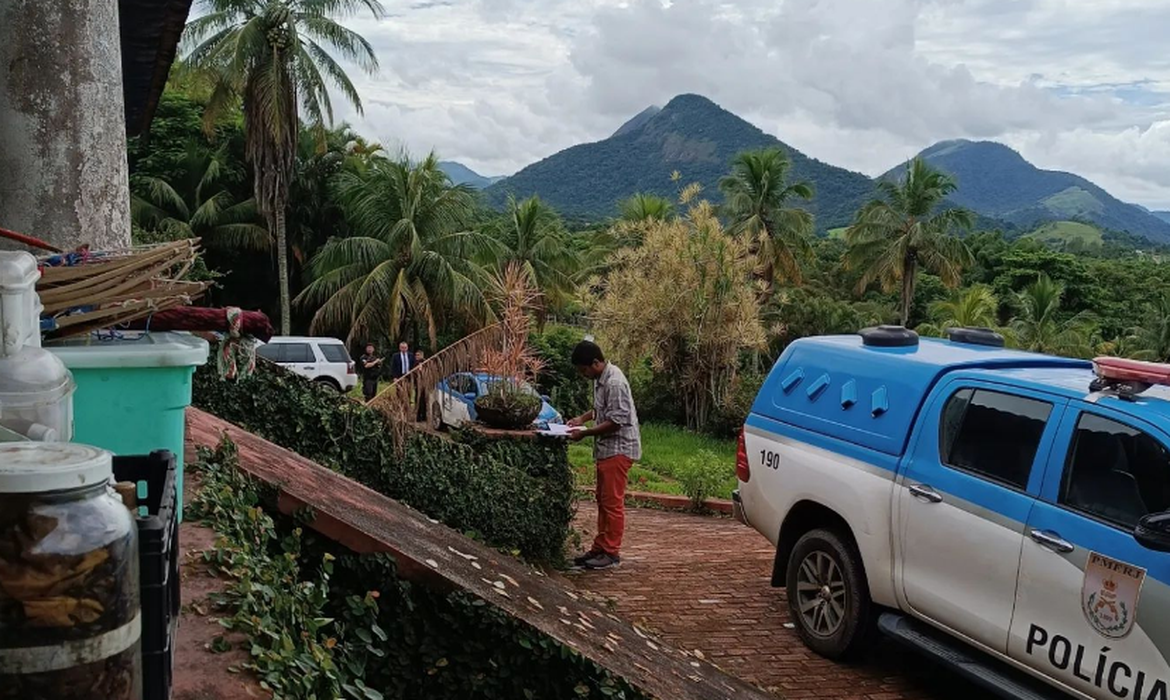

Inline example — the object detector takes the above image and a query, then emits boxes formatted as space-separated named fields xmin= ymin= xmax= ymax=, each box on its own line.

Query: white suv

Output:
xmin=257 ymin=336 xmax=357 ymax=392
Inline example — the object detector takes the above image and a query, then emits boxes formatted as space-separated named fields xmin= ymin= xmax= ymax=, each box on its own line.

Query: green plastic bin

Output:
xmin=47 ymin=332 xmax=209 ymax=520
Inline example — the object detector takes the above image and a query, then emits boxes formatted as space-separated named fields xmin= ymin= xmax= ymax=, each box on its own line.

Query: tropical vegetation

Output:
xmin=845 ymin=158 xmax=974 ymax=325
xmin=132 ymin=68 xmax=1170 ymax=440
xmin=296 ymin=153 xmax=494 ymax=347
xmin=720 ymin=147 xmax=815 ymax=303
xmin=182 ymin=0 xmax=385 ymax=333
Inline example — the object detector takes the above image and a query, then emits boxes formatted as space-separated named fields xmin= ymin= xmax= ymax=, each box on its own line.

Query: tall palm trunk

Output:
xmin=900 ymin=252 xmax=917 ymax=327
xmin=244 ymin=62 xmax=296 ymax=336
xmin=275 ymin=207 xmax=291 ymax=334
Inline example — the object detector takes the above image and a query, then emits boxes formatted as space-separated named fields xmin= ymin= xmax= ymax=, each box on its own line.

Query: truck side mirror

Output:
xmin=1134 ymin=512 xmax=1170 ymax=552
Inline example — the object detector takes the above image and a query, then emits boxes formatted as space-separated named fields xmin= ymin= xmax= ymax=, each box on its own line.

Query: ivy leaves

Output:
xmin=193 ymin=358 xmax=574 ymax=563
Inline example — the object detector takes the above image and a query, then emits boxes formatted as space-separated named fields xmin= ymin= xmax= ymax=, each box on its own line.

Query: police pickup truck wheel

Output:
xmin=786 ymin=528 xmax=873 ymax=660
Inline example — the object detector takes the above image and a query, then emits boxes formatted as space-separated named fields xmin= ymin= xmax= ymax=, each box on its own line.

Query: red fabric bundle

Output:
xmin=125 ymin=307 xmax=275 ymax=342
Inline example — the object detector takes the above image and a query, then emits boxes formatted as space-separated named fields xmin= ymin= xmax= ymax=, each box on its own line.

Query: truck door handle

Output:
xmin=1029 ymin=529 xmax=1074 ymax=554
xmin=908 ymin=483 xmax=944 ymax=503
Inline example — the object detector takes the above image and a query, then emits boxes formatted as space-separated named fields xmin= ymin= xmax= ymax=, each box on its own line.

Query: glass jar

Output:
xmin=0 ymin=443 xmax=141 ymax=700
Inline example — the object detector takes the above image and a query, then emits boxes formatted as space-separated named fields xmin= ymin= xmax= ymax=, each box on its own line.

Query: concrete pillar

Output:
xmin=0 ymin=0 xmax=131 ymax=252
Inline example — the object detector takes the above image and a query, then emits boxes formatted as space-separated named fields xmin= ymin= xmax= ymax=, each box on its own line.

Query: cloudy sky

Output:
xmin=333 ymin=0 xmax=1170 ymax=209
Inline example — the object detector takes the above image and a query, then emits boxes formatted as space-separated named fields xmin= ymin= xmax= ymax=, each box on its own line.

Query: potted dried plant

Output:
xmin=474 ymin=264 xmax=547 ymax=430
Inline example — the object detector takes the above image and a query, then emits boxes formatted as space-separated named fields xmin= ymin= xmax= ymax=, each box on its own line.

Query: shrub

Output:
xmin=676 ymin=450 xmax=727 ymax=510
xmin=706 ymin=371 xmax=764 ymax=438
xmin=627 ymin=360 xmax=684 ymax=427
xmin=192 ymin=438 xmax=650 ymax=700
xmin=587 ymin=200 xmax=766 ymax=431
xmin=188 ymin=438 xmax=374 ymax=699
xmin=193 ymin=360 xmax=574 ymax=562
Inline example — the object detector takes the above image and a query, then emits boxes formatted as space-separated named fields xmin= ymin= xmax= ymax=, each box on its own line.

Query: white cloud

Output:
xmin=331 ymin=0 xmax=1170 ymax=208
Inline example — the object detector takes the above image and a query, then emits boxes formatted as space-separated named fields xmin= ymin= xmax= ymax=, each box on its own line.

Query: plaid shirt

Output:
xmin=593 ymin=363 xmax=641 ymax=461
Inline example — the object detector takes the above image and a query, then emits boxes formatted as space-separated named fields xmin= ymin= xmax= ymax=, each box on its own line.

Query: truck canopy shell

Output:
xmin=751 ymin=335 xmax=1089 ymax=457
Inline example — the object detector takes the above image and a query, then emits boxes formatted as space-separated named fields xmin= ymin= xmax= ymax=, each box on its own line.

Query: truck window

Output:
xmin=1060 ymin=413 xmax=1170 ymax=529
xmin=939 ymin=389 xmax=1052 ymax=490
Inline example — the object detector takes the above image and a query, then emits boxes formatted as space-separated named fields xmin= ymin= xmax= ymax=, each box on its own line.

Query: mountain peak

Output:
xmin=904 ymin=139 xmax=1170 ymax=242
xmin=437 ymin=161 xmax=502 ymax=190
xmin=661 ymin=93 xmax=724 ymax=113
xmin=918 ymin=139 xmax=1026 ymax=163
xmin=486 ymin=95 xmax=874 ymax=227
xmin=612 ymin=105 xmax=661 ymax=138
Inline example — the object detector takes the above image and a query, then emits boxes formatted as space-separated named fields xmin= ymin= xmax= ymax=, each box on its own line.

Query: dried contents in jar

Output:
xmin=0 ymin=444 xmax=140 ymax=700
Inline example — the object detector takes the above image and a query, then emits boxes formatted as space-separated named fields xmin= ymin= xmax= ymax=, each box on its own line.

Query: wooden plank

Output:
xmin=185 ymin=408 xmax=772 ymax=700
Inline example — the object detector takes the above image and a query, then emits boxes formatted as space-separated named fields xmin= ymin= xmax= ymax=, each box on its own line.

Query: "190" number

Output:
xmin=760 ymin=449 xmax=781 ymax=470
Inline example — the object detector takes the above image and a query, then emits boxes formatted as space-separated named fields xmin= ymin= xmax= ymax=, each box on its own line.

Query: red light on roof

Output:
xmin=1091 ymin=357 xmax=1170 ymax=398
xmin=1094 ymin=357 xmax=1170 ymax=384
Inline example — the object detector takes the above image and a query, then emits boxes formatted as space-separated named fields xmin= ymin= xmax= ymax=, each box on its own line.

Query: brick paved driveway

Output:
xmin=564 ymin=504 xmax=988 ymax=699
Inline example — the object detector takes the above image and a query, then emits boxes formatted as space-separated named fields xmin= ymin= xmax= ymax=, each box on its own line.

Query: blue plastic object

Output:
xmin=47 ymin=332 xmax=208 ymax=521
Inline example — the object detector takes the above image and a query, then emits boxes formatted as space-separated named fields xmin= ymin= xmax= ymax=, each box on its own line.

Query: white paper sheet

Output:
xmin=539 ymin=423 xmax=582 ymax=437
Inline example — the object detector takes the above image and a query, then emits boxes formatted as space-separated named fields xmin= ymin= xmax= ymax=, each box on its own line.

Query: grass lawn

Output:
xmin=1024 ymin=220 xmax=1102 ymax=248
xmin=347 ymin=380 xmax=390 ymax=401
xmin=569 ymin=423 xmax=738 ymax=499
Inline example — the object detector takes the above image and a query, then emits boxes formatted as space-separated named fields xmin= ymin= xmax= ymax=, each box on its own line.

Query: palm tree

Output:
xmin=619 ymin=193 xmax=674 ymax=223
xmin=720 ymin=148 xmax=815 ymax=304
xmin=1126 ymin=293 xmax=1170 ymax=362
xmin=184 ymin=0 xmax=384 ymax=334
xmin=916 ymin=285 xmax=1000 ymax=337
xmin=845 ymin=157 xmax=974 ymax=326
xmin=130 ymin=141 xmax=269 ymax=251
xmin=489 ymin=196 xmax=582 ymax=318
xmin=296 ymin=153 xmax=495 ymax=348
xmin=288 ymin=123 xmax=383 ymax=266
xmin=1009 ymin=274 xmax=1094 ymax=357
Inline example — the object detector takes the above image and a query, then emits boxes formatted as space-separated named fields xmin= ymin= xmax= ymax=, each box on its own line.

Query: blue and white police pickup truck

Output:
xmin=733 ymin=326 xmax=1170 ymax=700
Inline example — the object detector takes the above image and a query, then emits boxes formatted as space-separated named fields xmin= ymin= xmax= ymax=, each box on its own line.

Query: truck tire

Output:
xmin=785 ymin=528 xmax=874 ymax=660
xmin=314 ymin=377 xmax=342 ymax=392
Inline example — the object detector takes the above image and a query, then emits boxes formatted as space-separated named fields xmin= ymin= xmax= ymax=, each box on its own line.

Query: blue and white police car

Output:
xmin=733 ymin=326 xmax=1170 ymax=700
xmin=429 ymin=371 xmax=562 ymax=431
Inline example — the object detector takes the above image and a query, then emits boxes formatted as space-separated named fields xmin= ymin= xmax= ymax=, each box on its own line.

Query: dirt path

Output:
xmin=564 ymin=503 xmax=987 ymax=699
xmin=171 ymin=467 xmax=267 ymax=700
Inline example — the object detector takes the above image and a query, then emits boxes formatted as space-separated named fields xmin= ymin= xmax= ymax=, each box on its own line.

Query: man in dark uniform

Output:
xmin=414 ymin=349 xmax=428 ymax=422
xmin=357 ymin=343 xmax=382 ymax=402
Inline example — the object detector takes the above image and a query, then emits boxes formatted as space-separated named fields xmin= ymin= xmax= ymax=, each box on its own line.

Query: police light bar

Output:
xmin=1090 ymin=357 xmax=1170 ymax=399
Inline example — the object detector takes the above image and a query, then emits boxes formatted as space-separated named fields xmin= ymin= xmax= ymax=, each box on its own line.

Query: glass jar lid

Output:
xmin=0 ymin=443 xmax=112 ymax=493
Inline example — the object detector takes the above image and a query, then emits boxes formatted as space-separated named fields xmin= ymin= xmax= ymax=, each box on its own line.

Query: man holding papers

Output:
xmin=565 ymin=340 xmax=641 ymax=571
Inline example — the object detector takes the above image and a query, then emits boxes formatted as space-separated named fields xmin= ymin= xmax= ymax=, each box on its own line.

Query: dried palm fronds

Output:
xmin=368 ymin=263 xmax=546 ymax=448
xmin=368 ymin=322 xmax=505 ymax=445
xmin=37 ymin=240 xmax=210 ymax=339
xmin=479 ymin=263 xmax=546 ymax=384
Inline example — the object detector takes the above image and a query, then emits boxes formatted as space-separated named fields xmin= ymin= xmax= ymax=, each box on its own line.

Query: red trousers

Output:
xmin=593 ymin=454 xmax=633 ymax=556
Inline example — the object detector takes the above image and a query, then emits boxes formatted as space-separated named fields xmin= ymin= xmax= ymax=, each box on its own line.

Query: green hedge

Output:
xmin=326 ymin=554 xmax=647 ymax=700
xmin=193 ymin=359 xmax=574 ymax=562
xmin=192 ymin=437 xmax=649 ymax=700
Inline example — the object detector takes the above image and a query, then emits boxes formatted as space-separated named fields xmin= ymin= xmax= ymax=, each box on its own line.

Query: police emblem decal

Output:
xmin=1082 ymin=551 xmax=1146 ymax=639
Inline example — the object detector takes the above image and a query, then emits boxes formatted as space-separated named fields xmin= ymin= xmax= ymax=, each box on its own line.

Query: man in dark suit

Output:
xmin=390 ymin=341 xmax=412 ymax=380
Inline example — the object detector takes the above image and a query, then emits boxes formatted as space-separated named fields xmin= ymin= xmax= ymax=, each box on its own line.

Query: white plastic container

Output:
xmin=0 ymin=252 xmax=74 ymax=441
